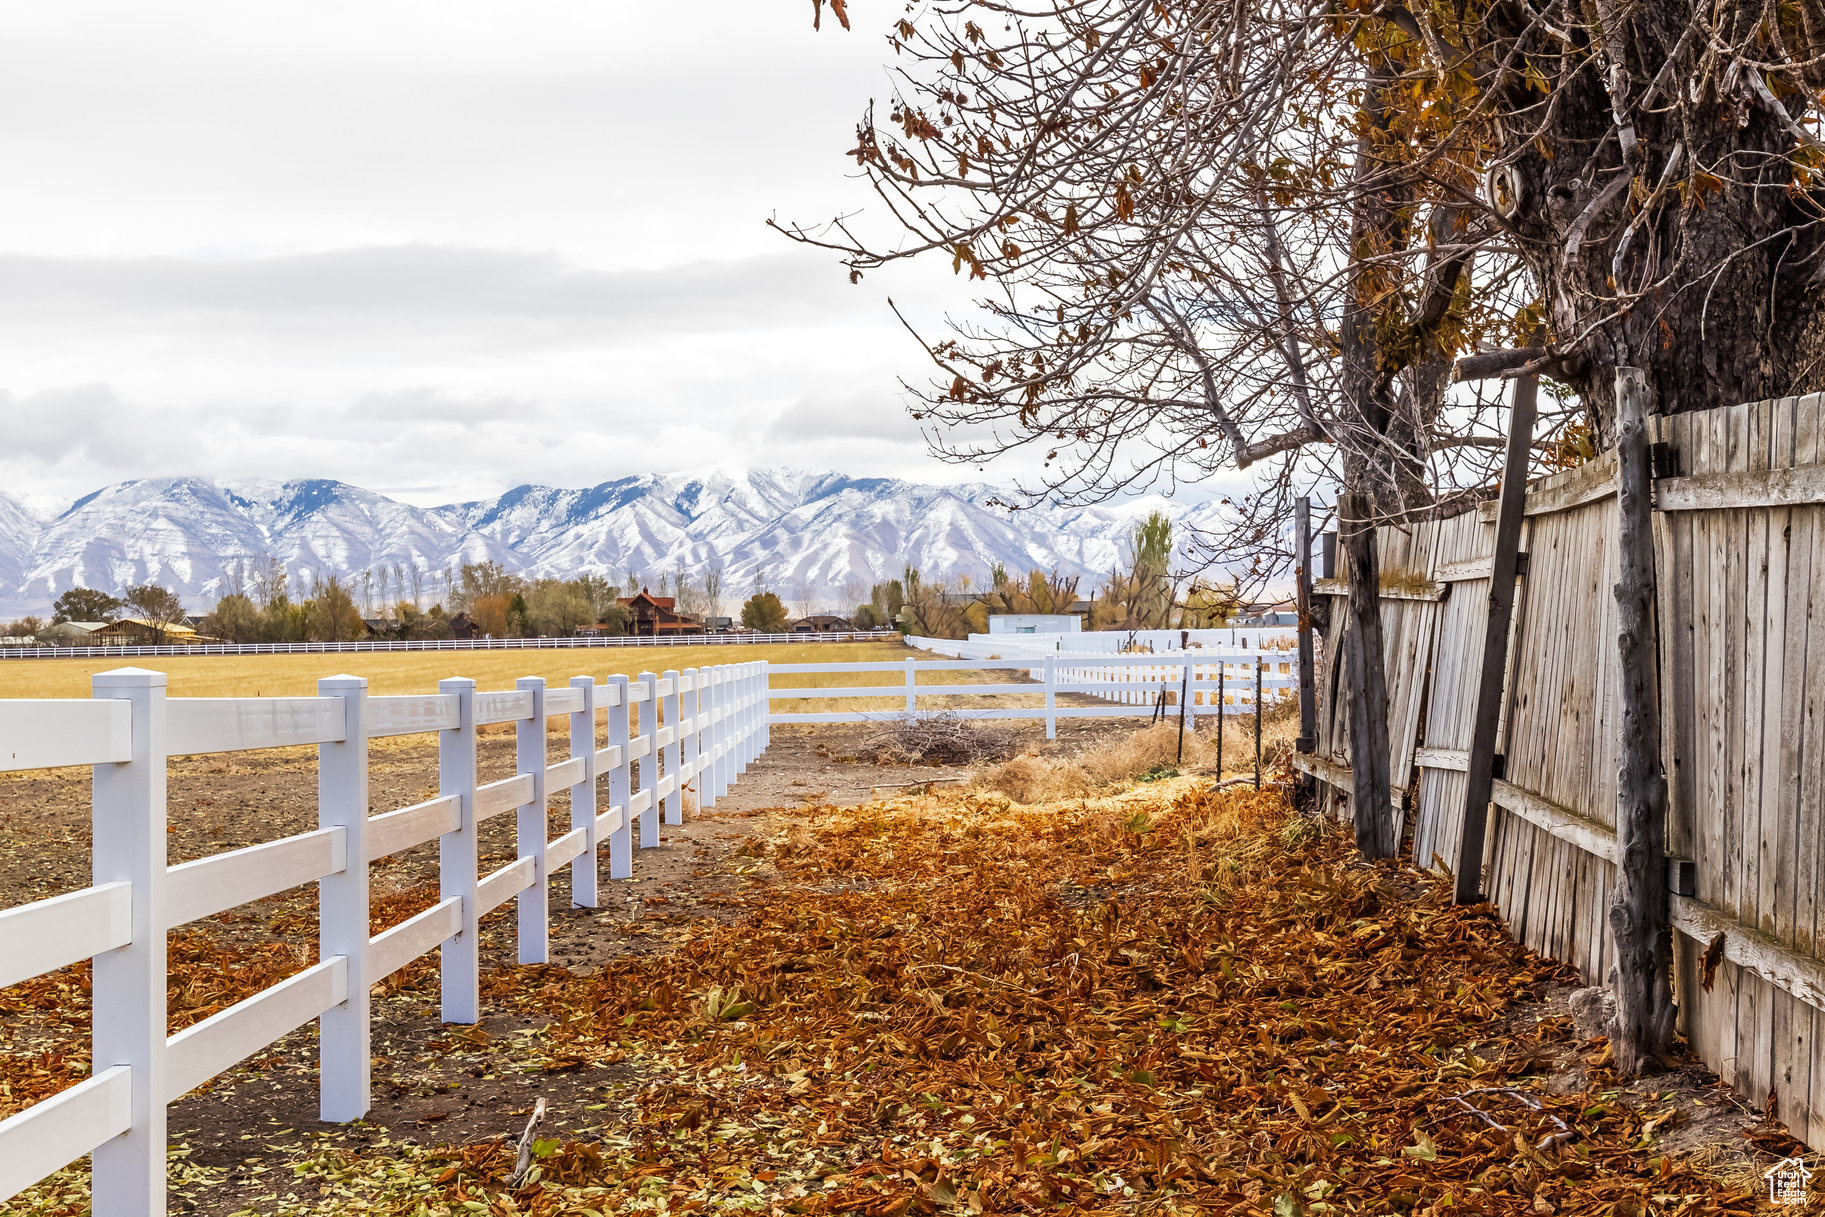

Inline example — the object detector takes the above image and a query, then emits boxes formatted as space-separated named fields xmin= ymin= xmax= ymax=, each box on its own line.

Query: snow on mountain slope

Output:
xmin=0 ymin=471 xmax=1219 ymax=614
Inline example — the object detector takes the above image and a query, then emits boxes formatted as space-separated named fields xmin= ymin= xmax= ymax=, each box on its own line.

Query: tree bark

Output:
xmin=1340 ymin=492 xmax=1398 ymax=858
xmin=1607 ymin=366 xmax=1675 ymax=1075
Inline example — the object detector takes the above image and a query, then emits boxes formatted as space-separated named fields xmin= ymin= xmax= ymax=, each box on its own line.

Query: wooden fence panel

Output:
xmin=1409 ymin=512 xmax=1493 ymax=874
xmin=1297 ymin=394 xmax=1825 ymax=1143
xmin=1477 ymin=457 xmax=1622 ymax=987
xmin=1656 ymin=393 xmax=1825 ymax=1143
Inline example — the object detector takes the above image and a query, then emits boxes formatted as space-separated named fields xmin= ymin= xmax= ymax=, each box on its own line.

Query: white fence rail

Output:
xmin=0 ymin=629 xmax=898 ymax=661
xmin=772 ymin=650 xmax=1297 ymax=738
xmin=0 ymin=660 xmax=771 ymax=1213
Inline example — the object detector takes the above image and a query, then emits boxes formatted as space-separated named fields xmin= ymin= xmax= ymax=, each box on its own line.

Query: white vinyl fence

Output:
xmin=772 ymin=649 xmax=1298 ymax=738
xmin=0 ymin=629 xmax=898 ymax=661
xmin=0 ymin=661 xmax=770 ymax=1214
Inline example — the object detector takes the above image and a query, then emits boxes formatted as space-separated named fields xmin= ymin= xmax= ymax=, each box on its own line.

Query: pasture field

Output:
xmin=0 ymin=639 xmax=937 ymax=700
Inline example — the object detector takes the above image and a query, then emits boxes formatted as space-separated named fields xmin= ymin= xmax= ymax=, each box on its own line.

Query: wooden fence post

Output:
xmin=1452 ymin=371 xmax=1538 ymax=901
xmin=568 ymin=676 xmax=598 ymax=909
xmin=439 ymin=677 xmax=480 ymax=1023
xmin=90 ymin=668 xmax=168 ymax=1217
xmin=317 ymin=675 xmax=369 ymax=1122
xmin=606 ymin=675 xmax=633 ymax=880
xmin=515 ymin=677 xmax=549 ymax=965
xmin=1609 ymin=366 xmax=1675 ymax=1074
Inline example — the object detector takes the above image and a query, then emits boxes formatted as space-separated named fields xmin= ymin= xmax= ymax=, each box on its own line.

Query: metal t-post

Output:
xmin=1254 ymin=654 xmax=1263 ymax=790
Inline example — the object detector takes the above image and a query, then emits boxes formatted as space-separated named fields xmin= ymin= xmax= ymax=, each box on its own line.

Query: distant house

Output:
xmin=92 ymin=617 xmax=199 ymax=645
xmin=788 ymin=614 xmax=853 ymax=633
xmin=618 ymin=589 xmax=703 ymax=636
xmin=449 ymin=612 xmax=478 ymax=640
xmin=1237 ymin=601 xmax=1299 ymax=627
xmin=703 ymin=616 xmax=735 ymax=632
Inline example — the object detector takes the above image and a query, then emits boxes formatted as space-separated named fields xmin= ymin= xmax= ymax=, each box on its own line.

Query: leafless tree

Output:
xmin=788 ymin=0 xmax=1825 ymax=1067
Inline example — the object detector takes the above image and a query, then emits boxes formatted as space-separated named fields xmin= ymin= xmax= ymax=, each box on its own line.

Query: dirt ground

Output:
xmin=0 ymin=719 xmax=1794 ymax=1214
xmin=0 ymin=718 xmax=1173 ymax=1213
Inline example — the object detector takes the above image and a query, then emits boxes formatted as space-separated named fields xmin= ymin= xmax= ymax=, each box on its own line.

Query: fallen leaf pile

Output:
xmin=474 ymin=783 xmax=1753 ymax=1216
xmin=1 ymin=778 xmax=1766 ymax=1215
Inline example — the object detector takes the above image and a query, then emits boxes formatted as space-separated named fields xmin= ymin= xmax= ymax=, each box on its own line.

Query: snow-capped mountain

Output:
xmin=0 ymin=472 xmax=1221 ymax=615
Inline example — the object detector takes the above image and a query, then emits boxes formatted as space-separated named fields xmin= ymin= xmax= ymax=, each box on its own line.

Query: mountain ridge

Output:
xmin=0 ymin=472 xmax=1220 ymax=615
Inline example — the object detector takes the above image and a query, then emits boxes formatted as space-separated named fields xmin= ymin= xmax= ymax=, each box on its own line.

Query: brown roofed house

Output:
xmin=788 ymin=614 xmax=853 ymax=633
xmin=618 ymin=589 xmax=703 ymax=637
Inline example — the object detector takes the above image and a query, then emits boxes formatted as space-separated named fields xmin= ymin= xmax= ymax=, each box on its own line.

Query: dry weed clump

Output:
xmin=980 ymin=710 xmax=1304 ymax=804
xmin=865 ymin=712 xmax=1013 ymax=766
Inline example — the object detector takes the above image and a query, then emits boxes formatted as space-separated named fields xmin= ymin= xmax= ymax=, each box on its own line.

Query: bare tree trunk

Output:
xmin=1295 ymin=495 xmax=1318 ymax=812
xmin=1608 ymin=367 xmax=1675 ymax=1074
xmin=1340 ymin=492 xmax=1397 ymax=857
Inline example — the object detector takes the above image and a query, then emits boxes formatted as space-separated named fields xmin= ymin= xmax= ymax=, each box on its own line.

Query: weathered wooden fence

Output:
xmin=1293 ymin=393 xmax=1825 ymax=1144
xmin=0 ymin=661 xmax=770 ymax=1212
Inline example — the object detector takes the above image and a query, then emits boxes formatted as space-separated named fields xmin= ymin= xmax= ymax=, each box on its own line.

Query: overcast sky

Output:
xmin=0 ymin=1 xmax=1007 ymax=509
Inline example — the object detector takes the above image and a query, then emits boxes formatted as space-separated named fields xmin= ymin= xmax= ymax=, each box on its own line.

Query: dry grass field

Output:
xmin=0 ymin=639 xmax=932 ymax=700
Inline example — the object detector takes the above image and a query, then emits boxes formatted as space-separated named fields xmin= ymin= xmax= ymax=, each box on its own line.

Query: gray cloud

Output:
xmin=0 ymin=248 xmax=866 ymax=333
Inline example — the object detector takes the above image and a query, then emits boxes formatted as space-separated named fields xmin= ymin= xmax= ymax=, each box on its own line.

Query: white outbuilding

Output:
xmin=987 ymin=613 xmax=1082 ymax=635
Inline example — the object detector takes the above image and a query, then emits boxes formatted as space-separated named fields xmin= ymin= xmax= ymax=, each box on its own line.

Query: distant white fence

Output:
xmin=774 ymin=646 xmax=1297 ymax=738
xmin=0 ymin=629 xmax=899 ymax=660
xmin=965 ymin=626 xmax=1300 ymax=655
xmin=0 ymin=661 xmax=770 ymax=1214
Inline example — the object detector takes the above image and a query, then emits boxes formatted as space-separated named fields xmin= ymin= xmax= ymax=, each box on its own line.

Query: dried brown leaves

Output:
xmin=492 ymin=784 xmax=1757 ymax=1216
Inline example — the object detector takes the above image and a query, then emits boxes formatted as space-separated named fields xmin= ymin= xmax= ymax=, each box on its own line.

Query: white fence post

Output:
xmin=1044 ymin=654 xmax=1057 ymax=741
xmin=662 ymin=669 xmax=684 ymax=826
xmin=681 ymin=667 xmax=701 ymax=817
xmin=439 ymin=677 xmax=480 ymax=1024
xmin=515 ymin=676 xmax=549 ymax=965
xmin=737 ymin=666 xmax=752 ymax=772
xmin=755 ymin=661 xmax=769 ymax=762
xmin=606 ymin=674 xmax=633 ymax=880
xmin=90 ymin=667 xmax=168 ymax=1217
xmin=568 ymin=675 xmax=598 ymax=909
xmin=636 ymin=672 xmax=660 ymax=848
xmin=717 ymin=667 xmax=733 ymax=796
xmin=700 ymin=669 xmax=720 ymax=809
xmin=317 ymin=674 xmax=370 ymax=1122
xmin=904 ymin=657 xmax=917 ymax=717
